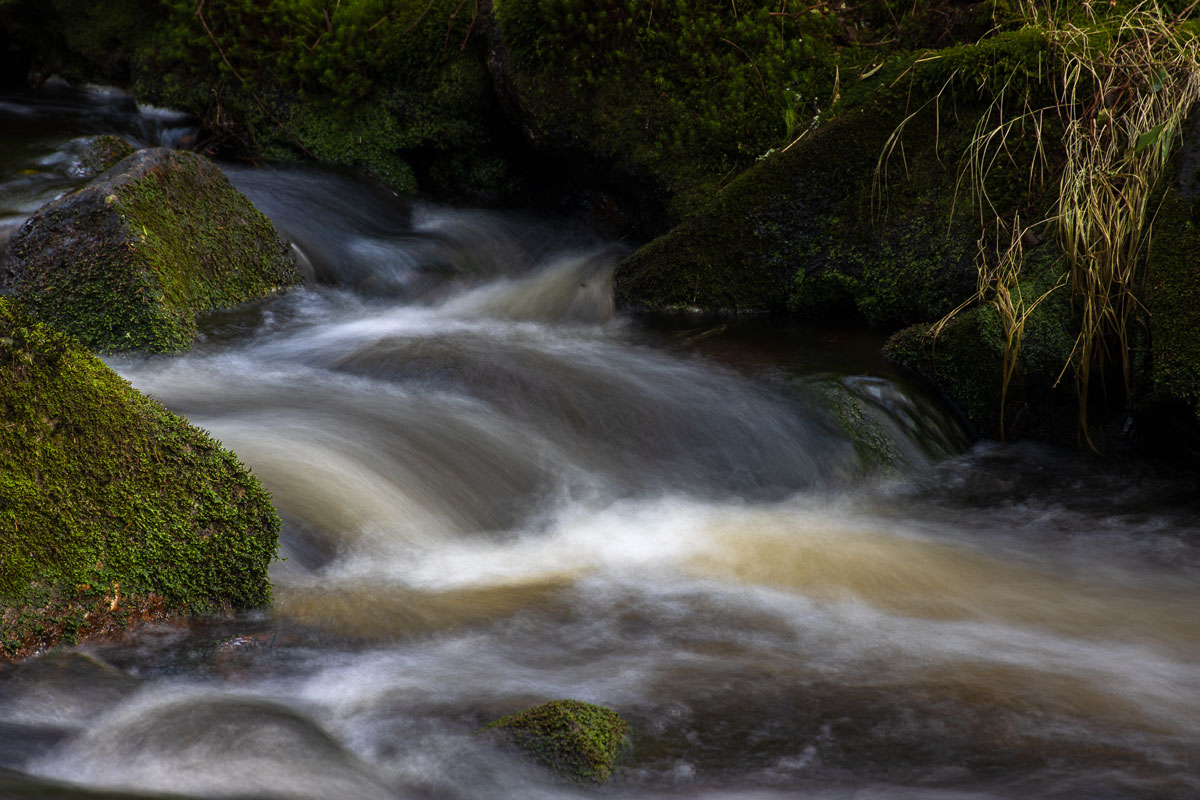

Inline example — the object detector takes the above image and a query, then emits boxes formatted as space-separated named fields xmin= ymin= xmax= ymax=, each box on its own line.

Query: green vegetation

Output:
xmin=3 ymin=0 xmax=1200 ymax=449
xmin=482 ymin=699 xmax=629 ymax=784
xmin=5 ymin=148 xmax=299 ymax=353
xmin=493 ymin=0 xmax=1000 ymax=218
xmin=616 ymin=2 xmax=1200 ymax=445
xmin=886 ymin=246 xmax=1077 ymax=440
xmin=612 ymin=31 xmax=1052 ymax=320
xmin=9 ymin=0 xmax=505 ymax=195
xmin=0 ymin=297 xmax=279 ymax=659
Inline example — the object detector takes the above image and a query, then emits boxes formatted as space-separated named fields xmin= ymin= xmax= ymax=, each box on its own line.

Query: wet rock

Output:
xmin=0 ymin=297 xmax=280 ymax=661
xmin=73 ymin=134 xmax=136 ymax=177
xmin=2 ymin=147 xmax=299 ymax=353
xmin=884 ymin=280 xmax=1077 ymax=443
xmin=482 ymin=699 xmax=629 ymax=784
xmin=800 ymin=373 xmax=968 ymax=472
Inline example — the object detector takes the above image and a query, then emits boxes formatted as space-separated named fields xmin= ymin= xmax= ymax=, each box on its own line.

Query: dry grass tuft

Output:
xmin=902 ymin=1 xmax=1200 ymax=445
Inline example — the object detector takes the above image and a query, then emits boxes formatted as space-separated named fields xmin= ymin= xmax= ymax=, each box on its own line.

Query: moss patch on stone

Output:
xmin=483 ymin=699 xmax=629 ymax=784
xmin=3 ymin=147 xmax=299 ymax=353
xmin=0 ymin=297 xmax=279 ymax=659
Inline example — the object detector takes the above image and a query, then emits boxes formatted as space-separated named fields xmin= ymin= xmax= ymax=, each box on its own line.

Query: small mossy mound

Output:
xmin=0 ymin=297 xmax=280 ymax=659
xmin=483 ymin=699 xmax=629 ymax=784
xmin=800 ymin=373 xmax=969 ymax=472
xmin=2 ymin=147 xmax=299 ymax=353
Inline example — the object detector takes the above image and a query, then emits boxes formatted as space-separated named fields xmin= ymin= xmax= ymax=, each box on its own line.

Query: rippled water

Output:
xmin=2 ymin=87 xmax=1199 ymax=800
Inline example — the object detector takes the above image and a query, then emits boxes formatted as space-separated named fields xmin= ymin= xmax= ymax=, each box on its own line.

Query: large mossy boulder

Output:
xmin=612 ymin=28 xmax=1051 ymax=323
xmin=613 ymin=101 xmax=978 ymax=322
xmin=482 ymin=699 xmax=629 ymax=784
xmin=0 ymin=297 xmax=280 ymax=660
xmin=2 ymin=147 xmax=299 ymax=353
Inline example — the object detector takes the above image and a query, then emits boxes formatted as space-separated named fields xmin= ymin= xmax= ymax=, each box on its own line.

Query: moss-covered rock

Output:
xmin=2 ymin=147 xmax=299 ymax=353
xmin=482 ymin=699 xmax=629 ymax=784
xmin=612 ymin=26 xmax=1056 ymax=320
xmin=800 ymin=373 xmax=969 ymax=471
xmin=883 ymin=262 xmax=1077 ymax=441
xmin=613 ymin=97 xmax=977 ymax=321
xmin=75 ymin=134 xmax=136 ymax=177
xmin=0 ymin=297 xmax=280 ymax=660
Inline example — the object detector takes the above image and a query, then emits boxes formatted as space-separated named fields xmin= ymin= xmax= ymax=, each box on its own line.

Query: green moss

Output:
xmin=1145 ymin=188 xmax=1200 ymax=424
xmin=483 ymin=699 xmax=629 ymax=784
xmin=138 ymin=0 xmax=498 ymax=195
xmin=5 ymin=0 xmax=504 ymax=196
xmin=804 ymin=377 xmax=903 ymax=472
xmin=886 ymin=308 xmax=1005 ymax=437
xmin=0 ymin=297 xmax=279 ymax=657
xmin=6 ymin=148 xmax=299 ymax=353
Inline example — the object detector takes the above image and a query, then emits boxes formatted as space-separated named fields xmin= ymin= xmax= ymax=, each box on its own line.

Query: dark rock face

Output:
xmin=0 ymin=297 xmax=280 ymax=661
xmin=2 ymin=147 xmax=299 ymax=353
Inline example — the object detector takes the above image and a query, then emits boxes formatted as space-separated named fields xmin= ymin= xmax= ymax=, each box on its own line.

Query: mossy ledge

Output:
xmin=0 ymin=298 xmax=280 ymax=660
xmin=482 ymin=699 xmax=629 ymax=784
xmin=2 ymin=147 xmax=300 ymax=353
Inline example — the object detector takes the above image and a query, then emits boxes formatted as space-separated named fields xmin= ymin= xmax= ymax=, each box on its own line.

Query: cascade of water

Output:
xmin=2 ymin=90 xmax=1198 ymax=800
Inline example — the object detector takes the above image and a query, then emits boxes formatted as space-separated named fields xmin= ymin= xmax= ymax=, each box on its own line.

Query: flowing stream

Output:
xmin=2 ymin=86 xmax=1199 ymax=800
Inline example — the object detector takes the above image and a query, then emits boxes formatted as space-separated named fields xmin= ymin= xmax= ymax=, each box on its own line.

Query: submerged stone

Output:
xmin=482 ymin=699 xmax=629 ymax=784
xmin=0 ymin=298 xmax=280 ymax=660
xmin=2 ymin=147 xmax=299 ymax=353
xmin=800 ymin=373 xmax=968 ymax=473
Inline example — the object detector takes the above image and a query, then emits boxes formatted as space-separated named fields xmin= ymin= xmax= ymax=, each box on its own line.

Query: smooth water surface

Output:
xmin=1 ymin=88 xmax=1198 ymax=800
